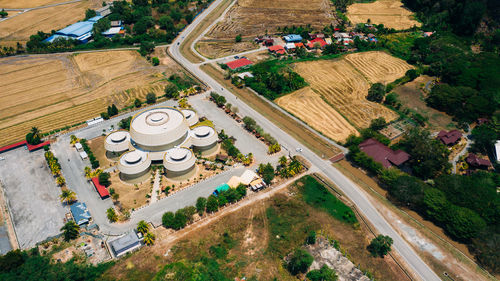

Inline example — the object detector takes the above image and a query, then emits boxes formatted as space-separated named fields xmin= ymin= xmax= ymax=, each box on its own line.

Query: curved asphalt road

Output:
xmin=168 ymin=1 xmax=441 ymax=280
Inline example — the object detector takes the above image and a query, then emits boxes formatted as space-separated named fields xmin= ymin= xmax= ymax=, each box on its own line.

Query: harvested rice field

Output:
xmin=0 ymin=0 xmax=101 ymax=45
xmin=197 ymin=0 xmax=336 ymax=58
xmin=278 ymin=51 xmax=411 ymax=134
xmin=276 ymin=87 xmax=359 ymax=142
xmin=347 ymin=0 xmax=421 ymax=30
xmin=0 ymin=49 xmax=187 ymax=147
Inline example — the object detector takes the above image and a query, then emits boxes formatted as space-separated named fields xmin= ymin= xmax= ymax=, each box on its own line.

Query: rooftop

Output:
xmin=466 ymin=153 xmax=491 ymax=167
xmin=437 ymin=130 xmax=462 ymax=145
xmin=70 ymin=202 xmax=91 ymax=225
xmin=359 ymin=138 xmax=410 ymax=168
xmin=284 ymin=34 xmax=303 ymax=42
xmin=226 ymin=58 xmax=253 ymax=70
xmin=109 ymin=232 xmax=141 ymax=257
xmin=91 ymin=177 xmax=109 ymax=198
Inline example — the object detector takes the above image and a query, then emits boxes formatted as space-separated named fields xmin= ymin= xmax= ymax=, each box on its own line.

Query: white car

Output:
xmin=0 ymin=157 xmax=5 ymax=161
xmin=296 ymin=147 xmax=303 ymax=152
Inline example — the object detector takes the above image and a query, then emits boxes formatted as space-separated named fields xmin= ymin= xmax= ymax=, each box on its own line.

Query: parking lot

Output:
xmin=0 ymin=148 xmax=67 ymax=249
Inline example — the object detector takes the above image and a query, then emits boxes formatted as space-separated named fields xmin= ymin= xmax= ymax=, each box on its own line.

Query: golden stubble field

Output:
xmin=0 ymin=50 xmax=185 ymax=147
xmin=197 ymin=0 xmax=336 ymax=58
xmin=0 ymin=0 xmax=101 ymax=46
xmin=347 ymin=0 xmax=421 ymax=30
xmin=277 ymin=51 xmax=412 ymax=139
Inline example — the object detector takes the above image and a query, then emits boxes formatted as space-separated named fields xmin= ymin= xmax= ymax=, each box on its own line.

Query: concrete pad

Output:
xmin=0 ymin=148 xmax=67 ymax=249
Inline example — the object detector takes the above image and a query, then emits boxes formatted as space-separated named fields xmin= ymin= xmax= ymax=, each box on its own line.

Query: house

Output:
xmin=96 ymin=5 xmax=111 ymax=17
xmin=108 ymin=231 xmax=142 ymax=257
xmin=423 ymin=31 xmax=434 ymax=37
xmin=295 ymin=42 xmax=305 ymax=48
xmin=307 ymin=38 xmax=327 ymax=49
xmin=359 ymin=138 xmax=410 ymax=168
xmin=283 ymin=34 xmax=303 ymax=42
xmin=102 ymin=27 xmax=122 ymax=37
xmin=437 ymin=130 xmax=462 ymax=146
xmin=239 ymin=169 xmax=259 ymax=185
xmin=237 ymin=72 xmax=254 ymax=79
xmin=45 ymin=16 xmax=104 ymax=43
xmin=285 ymin=42 xmax=296 ymax=50
xmin=110 ymin=20 xmax=122 ymax=27
xmin=70 ymin=202 xmax=91 ymax=226
xmin=263 ymin=38 xmax=274 ymax=46
xmin=268 ymin=44 xmax=286 ymax=55
xmin=250 ymin=178 xmax=265 ymax=191
xmin=466 ymin=153 xmax=491 ymax=169
xmin=324 ymin=38 xmax=332 ymax=45
xmin=477 ymin=118 xmax=489 ymax=125
xmin=91 ymin=177 xmax=110 ymax=199
xmin=309 ymin=33 xmax=325 ymax=39
xmin=226 ymin=58 xmax=253 ymax=70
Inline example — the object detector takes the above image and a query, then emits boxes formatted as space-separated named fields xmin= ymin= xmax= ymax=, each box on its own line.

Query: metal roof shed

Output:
xmin=70 ymin=202 xmax=91 ymax=225
xmin=109 ymin=232 xmax=142 ymax=257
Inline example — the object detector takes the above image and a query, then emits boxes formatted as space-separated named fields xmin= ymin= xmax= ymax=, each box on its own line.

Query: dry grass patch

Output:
xmin=0 ymin=0 xmax=101 ymax=44
xmin=276 ymin=87 xmax=358 ymax=142
xmin=0 ymin=50 xmax=186 ymax=147
xmin=347 ymin=0 xmax=421 ymax=30
xmin=109 ymin=172 xmax=151 ymax=211
xmin=196 ymin=40 xmax=258 ymax=59
xmin=0 ymin=0 xmax=64 ymax=8
xmin=289 ymin=51 xmax=409 ymax=128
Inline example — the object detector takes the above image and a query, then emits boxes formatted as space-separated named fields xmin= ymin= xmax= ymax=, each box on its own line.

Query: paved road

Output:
xmin=168 ymin=0 xmax=441 ymax=280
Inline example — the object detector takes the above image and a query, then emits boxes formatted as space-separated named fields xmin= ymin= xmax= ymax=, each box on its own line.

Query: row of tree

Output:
xmin=79 ymin=139 xmax=100 ymax=169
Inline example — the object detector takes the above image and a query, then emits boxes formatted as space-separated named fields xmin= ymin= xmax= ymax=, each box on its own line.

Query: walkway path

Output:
xmin=150 ymin=170 xmax=161 ymax=205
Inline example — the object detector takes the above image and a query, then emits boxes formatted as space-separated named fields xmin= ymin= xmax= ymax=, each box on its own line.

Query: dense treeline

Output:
xmin=0 ymin=249 xmax=113 ymax=281
xmin=402 ymin=0 xmax=499 ymax=36
xmin=246 ymin=61 xmax=307 ymax=100
xmin=80 ymin=139 xmax=100 ymax=169
xmin=25 ymin=0 xmax=212 ymax=54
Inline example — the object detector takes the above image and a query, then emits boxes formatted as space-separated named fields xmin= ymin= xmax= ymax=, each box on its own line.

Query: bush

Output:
xmin=306 ymin=230 xmax=316 ymax=245
xmin=196 ymin=197 xmax=207 ymax=215
xmin=151 ymin=57 xmax=160 ymax=66
xmin=98 ymin=172 xmax=111 ymax=187
xmin=134 ymin=98 xmax=142 ymax=108
xmin=235 ymin=34 xmax=242 ymax=42
xmin=287 ymin=248 xmax=313 ymax=275
xmin=146 ymin=93 xmax=157 ymax=104
xmin=306 ymin=264 xmax=338 ymax=281
xmin=406 ymin=69 xmax=418 ymax=81
xmin=206 ymin=195 xmax=219 ymax=213
xmin=366 ymin=83 xmax=385 ymax=103
xmin=162 ymin=212 xmax=175 ymax=227
xmin=369 ymin=117 xmax=386 ymax=131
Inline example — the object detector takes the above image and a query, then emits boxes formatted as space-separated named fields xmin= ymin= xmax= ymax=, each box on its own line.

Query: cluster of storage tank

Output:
xmin=104 ymin=107 xmax=218 ymax=181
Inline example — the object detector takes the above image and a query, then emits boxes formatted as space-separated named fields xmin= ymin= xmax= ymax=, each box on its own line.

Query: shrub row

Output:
xmin=79 ymin=139 xmax=99 ymax=169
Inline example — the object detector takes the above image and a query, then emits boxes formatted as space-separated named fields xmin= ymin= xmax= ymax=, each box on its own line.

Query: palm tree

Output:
xmin=84 ymin=166 xmax=92 ymax=179
xmin=107 ymin=208 xmax=117 ymax=222
xmin=279 ymin=156 xmax=288 ymax=167
xmin=70 ymin=135 xmax=78 ymax=145
xmin=56 ymin=176 xmax=66 ymax=186
xmin=137 ymin=220 xmax=149 ymax=235
xmin=60 ymin=189 xmax=76 ymax=205
xmin=60 ymin=220 xmax=80 ymax=241
xmin=31 ymin=127 xmax=41 ymax=139
xmin=143 ymin=231 xmax=156 ymax=246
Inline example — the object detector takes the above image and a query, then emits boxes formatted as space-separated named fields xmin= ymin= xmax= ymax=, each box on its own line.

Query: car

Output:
xmin=234 ymin=56 xmax=239 ymax=59
xmin=0 ymin=157 xmax=5 ymax=161
xmin=296 ymin=147 xmax=303 ymax=152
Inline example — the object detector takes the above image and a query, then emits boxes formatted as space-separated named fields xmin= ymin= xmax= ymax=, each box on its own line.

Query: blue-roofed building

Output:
xmin=44 ymin=15 xmax=104 ymax=43
xmin=108 ymin=232 xmax=142 ymax=257
xmin=70 ymin=202 xmax=91 ymax=226
xmin=283 ymin=34 xmax=303 ymax=42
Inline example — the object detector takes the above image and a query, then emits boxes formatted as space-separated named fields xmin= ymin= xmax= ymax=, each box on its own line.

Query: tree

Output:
xmin=172 ymin=209 xmax=187 ymax=230
xmin=287 ymin=248 xmax=313 ymax=275
xmin=26 ymin=126 xmax=41 ymax=145
xmin=98 ymin=172 xmax=111 ymax=187
xmin=162 ymin=211 xmax=175 ymax=228
xmin=306 ymin=230 xmax=316 ymax=245
xmin=196 ymin=197 xmax=207 ymax=215
xmin=143 ymin=232 xmax=156 ymax=246
xmin=306 ymin=264 xmax=338 ymax=281
xmin=406 ymin=69 xmax=418 ymax=81
xmin=369 ymin=117 xmax=386 ymax=131
xmin=164 ymin=84 xmax=179 ymax=99
xmin=119 ymin=116 xmax=132 ymax=130
xmin=134 ymin=98 xmax=142 ymax=108
xmin=56 ymin=176 xmax=66 ymax=186
xmin=445 ymin=205 xmax=486 ymax=240
xmin=151 ymin=57 xmax=160 ymax=66
xmin=139 ymin=41 xmax=155 ymax=56
xmin=107 ymin=208 xmax=118 ymax=222
xmin=61 ymin=221 xmax=79 ymax=241
xmin=137 ymin=220 xmax=149 ymax=235
xmin=387 ymin=175 xmax=424 ymax=209
xmin=242 ymin=116 xmax=257 ymax=131
xmin=279 ymin=156 xmax=288 ymax=167
xmin=259 ymin=163 xmax=275 ymax=184
xmin=70 ymin=135 xmax=78 ymax=145
xmin=400 ymin=128 xmax=451 ymax=179
xmin=206 ymin=195 xmax=219 ymax=213
xmin=471 ymin=124 xmax=498 ymax=154
xmin=84 ymin=166 xmax=92 ymax=179
xmin=472 ymin=227 xmax=500 ymax=274
xmin=366 ymin=83 xmax=385 ymax=103
xmin=85 ymin=9 xmax=96 ymax=20
xmin=60 ymin=189 xmax=76 ymax=205
xmin=367 ymin=235 xmax=393 ymax=257
xmin=384 ymin=92 xmax=398 ymax=106
xmin=235 ymin=34 xmax=242 ymax=42
xmin=0 ymin=9 xmax=8 ymax=18
xmin=146 ymin=92 xmax=157 ymax=104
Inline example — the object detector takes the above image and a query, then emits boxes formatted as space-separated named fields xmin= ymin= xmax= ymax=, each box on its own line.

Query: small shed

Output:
xmin=91 ymin=177 xmax=110 ymax=199
xmin=240 ymin=170 xmax=258 ymax=185
xmin=108 ymin=232 xmax=142 ymax=257
xmin=283 ymin=34 xmax=303 ymax=42
xmin=70 ymin=202 xmax=91 ymax=226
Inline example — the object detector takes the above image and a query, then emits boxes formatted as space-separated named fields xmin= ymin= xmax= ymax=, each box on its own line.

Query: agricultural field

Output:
xmin=347 ymin=0 xmax=421 ymax=30
xmin=281 ymin=51 xmax=411 ymax=131
xmin=197 ymin=0 xmax=336 ymax=58
xmin=0 ymin=49 xmax=187 ymax=147
xmin=196 ymin=40 xmax=257 ymax=59
xmin=0 ymin=0 xmax=101 ymax=46
xmin=276 ymin=87 xmax=359 ymax=142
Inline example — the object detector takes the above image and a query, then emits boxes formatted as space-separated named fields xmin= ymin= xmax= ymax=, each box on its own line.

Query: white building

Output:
xmin=495 ymin=140 xmax=500 ymax=163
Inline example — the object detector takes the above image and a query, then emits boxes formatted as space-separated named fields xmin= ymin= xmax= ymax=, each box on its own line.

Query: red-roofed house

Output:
xmin=276 ymin=49 xmax=286 ymax=55
xmin=466 ymin=153 xmax=491 ymax=169
xmin=268 ymin=45 xmax=285 ymax=53
xmin=359 ymin=138 xmax=410 ymax=168
xmin=91 ymin=177 xmax=110 ymax=199
xmin=437 ymin=130 xmax=462 ymax=146
xmin=295 ymin=42 xmax=304 ymax=48
xmin=307 ymin=38 xmax=327 ymax=49
xmin=226 ymin=58 xmax=253 ymax=70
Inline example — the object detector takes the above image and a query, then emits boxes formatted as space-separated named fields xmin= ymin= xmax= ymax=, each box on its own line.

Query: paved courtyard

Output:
xmin=0 ymin=148 xmax=68 ymax=249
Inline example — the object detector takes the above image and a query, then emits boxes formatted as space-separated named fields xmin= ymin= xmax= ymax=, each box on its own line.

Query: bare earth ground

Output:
xmin=0 ymin=49 xmax=184 ymax=147
xmin=334 ymin=160 xmax=495 ymax=281
xmin=0 ymin=0 xmax=65 ymax=8
xmin=104 ymin=175 xmax=407 ymax=281
xmin=276 ymin=87 xmax=359 ymax=142
xmin=197 ymin=0 xmax=336 ymax=58
xmin=0 ymin=0 xmax=101 ymax=45
xmin=285 ymin=51 xmax=409 ymax=130
xmin=196 ymin=40 xmax=258 ymax=59
xmin=393 ymin=75 xmax=456 ymax=131
xmin=109 ymin=172 xmax=150 ymax=211
xmin=347 ymin=0 xmax=421 ymax=30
